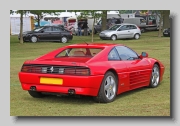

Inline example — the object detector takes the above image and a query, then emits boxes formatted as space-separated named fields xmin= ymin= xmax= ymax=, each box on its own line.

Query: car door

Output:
xmin=38 ymin=26 xmax=53 ymax=41
xmin=107 ymin=48 xmax=129 ymax=91
xmin=115 ymin=46 xmax=151 ymax=88
xmin=117 ymin=25 xmax=132 ymax=38
xmin=128 ymin=25 xmax=137 ymax=38
xmin=51 ymin=26 xmax=62 ymax=40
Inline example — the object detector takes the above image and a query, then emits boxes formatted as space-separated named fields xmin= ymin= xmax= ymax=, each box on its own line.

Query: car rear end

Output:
xmin=18 ymin=46 xmax=105 ymax=97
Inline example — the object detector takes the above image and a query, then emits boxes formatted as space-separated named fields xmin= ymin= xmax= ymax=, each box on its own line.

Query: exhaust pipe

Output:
xmin=68 ymin=89 xmax=75 ymax=95
xmin=30 ymin=86 xmax=36 ymax=91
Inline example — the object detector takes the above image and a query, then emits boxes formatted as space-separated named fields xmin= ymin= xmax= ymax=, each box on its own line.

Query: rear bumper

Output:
xmin=19 ymin=72 xmax=104 ymax=96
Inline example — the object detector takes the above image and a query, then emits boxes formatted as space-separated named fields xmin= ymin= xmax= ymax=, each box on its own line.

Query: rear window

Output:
xmin=56 ymin=48 xmax=103 ymax=57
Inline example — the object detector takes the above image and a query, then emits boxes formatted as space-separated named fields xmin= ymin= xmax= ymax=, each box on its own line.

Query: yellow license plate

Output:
xmin=40 ymin=77 xmax=63 ymax=85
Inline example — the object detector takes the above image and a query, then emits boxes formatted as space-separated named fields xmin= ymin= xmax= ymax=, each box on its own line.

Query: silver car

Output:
xmin=99 ymin=23 xmax=141 ymax=40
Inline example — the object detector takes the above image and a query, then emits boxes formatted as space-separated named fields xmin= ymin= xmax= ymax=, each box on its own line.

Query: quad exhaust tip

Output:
xmin=30 ymin=86 xmax=36 ymax=91
xmin=68 ymin=89 xmax=75 ymax=95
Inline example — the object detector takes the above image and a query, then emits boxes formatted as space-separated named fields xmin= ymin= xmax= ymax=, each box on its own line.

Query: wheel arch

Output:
xmin=154 ymin=62 xmax=161 ymax=79
xmin=105 ymin=68 xmax=119 ymax=93
xmin=30 ymin=35 xmax=38 ymax=41
xmin=61 ymin=35 xmax=69 ymax=42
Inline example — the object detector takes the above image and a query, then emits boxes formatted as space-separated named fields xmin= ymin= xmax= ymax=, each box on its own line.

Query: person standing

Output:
xmin=83 ymin=20 xmax=88 ymax=36
xmin=78 ymin=21 xmax=82 ymax=36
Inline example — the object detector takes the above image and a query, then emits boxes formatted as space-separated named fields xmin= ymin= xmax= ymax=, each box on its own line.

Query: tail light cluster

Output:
xmin=21 ymin=65 xmax=90 ymax=76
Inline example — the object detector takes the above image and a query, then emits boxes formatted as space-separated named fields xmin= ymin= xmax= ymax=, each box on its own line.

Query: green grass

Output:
xmin=10 ymin=31 xmax=170 ymax=116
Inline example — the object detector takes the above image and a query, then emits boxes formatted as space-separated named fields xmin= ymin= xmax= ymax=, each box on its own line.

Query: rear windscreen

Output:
xmin=56 ymin=48 xmax=103 ymax=57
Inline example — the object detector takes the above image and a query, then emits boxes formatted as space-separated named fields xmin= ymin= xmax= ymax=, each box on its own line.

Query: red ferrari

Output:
xmin=18 ymin=43 xmax=165 ymax=103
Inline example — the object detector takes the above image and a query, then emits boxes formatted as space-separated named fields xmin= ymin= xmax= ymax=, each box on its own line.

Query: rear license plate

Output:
xmin=40 ymin=77 xmax=63 ymax=85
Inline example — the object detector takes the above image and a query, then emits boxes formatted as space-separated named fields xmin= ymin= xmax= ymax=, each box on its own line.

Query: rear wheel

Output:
xmin=141 ymin=28 xmax=145 ymax=33
xmin=61 ymin=36 xmax=68 ymax=43
xmin=28 ymin=91 xmax=45 ymax=98
xmin=149 ymin=64 xmax=160 ymax=88
xmin=94 ymin=72 xmax=117 ymax=103
xmin=134 ymin=33 xmax=140 ymax=40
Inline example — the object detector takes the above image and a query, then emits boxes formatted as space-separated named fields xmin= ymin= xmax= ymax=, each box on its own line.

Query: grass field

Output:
xmin=10 ymin=31 xmax=170 ymax=116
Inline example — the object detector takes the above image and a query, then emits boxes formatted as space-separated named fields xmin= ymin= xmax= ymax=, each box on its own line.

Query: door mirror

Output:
xmin=41 ymin=30 xmax=44 ymax=33
xmin=139 ymin=52 xmax=148 ymax=59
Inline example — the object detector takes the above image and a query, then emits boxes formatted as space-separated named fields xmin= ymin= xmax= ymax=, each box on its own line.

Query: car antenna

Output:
xmin=84 ymin=41 xmax=89 ymax=45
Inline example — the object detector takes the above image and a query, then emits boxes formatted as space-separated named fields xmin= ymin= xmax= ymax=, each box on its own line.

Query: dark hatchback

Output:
xmin=163 ymin=28 xmax=170 ymax=37
xmin=18 ymin=26 xmax=73 ymax=43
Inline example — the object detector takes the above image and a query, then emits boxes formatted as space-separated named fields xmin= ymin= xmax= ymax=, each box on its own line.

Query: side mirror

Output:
xmin=139 ymin=52 xmax=148 ymax=59
xmin=41 ymin=30 xmax=44 ymax=33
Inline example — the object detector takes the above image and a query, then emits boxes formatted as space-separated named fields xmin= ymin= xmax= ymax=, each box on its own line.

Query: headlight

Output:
xmin=105 ymin=33 xmax=112 ymax=36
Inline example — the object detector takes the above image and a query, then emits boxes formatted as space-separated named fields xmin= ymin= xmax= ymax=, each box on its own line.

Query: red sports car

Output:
xmin=18 ymin=43 xmax=165 ymax=103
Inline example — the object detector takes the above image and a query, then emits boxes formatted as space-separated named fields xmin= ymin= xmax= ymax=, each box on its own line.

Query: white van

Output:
xmin=123 ymin=17 xmax=147 ymax=32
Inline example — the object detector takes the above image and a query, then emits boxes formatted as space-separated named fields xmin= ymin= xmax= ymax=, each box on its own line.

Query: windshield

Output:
xmin=108 ymin=25 xmax=121 ymax=30
xmin=56 ymin=48 xmax=103 ymax=57
xmin=33 ymin=27 xmax=43 ymax=32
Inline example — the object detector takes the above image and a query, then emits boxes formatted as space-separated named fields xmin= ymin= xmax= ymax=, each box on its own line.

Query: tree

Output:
xmin=10 ymin=10 xmax=28 ymax=44
xmin=101 ymin=10 xmax=107 ymax=31
xmin=163 ymin=10 xmax=170 ymax=29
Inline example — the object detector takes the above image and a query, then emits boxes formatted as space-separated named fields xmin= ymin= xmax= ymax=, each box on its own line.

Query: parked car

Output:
xmin=18 ymin=43 xmax=165 ymax=103
xmin=99 ymin=23 xmax=141 ymax=40
xmin=163 ymin=28 xmax=170 ymax=37
xmin=18 ymin=26 xmax=73 ymax=43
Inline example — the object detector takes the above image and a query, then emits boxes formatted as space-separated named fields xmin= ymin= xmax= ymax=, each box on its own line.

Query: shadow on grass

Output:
xmin=22 ymin=86 xmax=151 ymax=104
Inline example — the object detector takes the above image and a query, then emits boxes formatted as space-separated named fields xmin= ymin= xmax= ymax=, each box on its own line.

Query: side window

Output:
xmin=129 ymin=25 xmax=137 ymax=29
xmin=119 ymin=25 xmax=129 ymax=31
xmin=43 ymin=27 xmax=52 ymax=32
xmin=108 ymin=48 xmax=120 ymax=61
xmin=115 ymin=46 xmax=138 ymax=60
xmin=52 ymin=27 xmax=62 ymax=32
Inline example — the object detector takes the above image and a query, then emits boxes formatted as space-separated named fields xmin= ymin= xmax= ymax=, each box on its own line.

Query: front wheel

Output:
xmin=61 ymin=36 xmax=68 ymax=43
xmin=30 ymin=36 xmax=38 ymax=43
xmin=111 ymin=35 xmax=117 ymax=41
xmin=149 ymin=64 xmax=160 ymax=88
xmin=94 ymin=72 xmax=117 ymax=103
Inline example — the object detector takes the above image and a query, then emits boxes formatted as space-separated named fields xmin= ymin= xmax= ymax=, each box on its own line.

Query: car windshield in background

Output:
xmin=56 ymin=48 xmax=103 ymax=57
xmin=108 ymin=25 xmax=121 ymax=30
xmin=33 ymin=27 xmax=43 ymax=32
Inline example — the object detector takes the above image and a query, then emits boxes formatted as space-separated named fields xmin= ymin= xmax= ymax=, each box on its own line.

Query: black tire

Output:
xmin=134 ymin=33 xmax=140 ymax=40
xmin=111 ymin=35 xmax=117 ymax=41
xmin=141 ymin=28 xmax=145 ymax=33
xmin=30 ymin=36 xmax=38 ymax=43
xmin=94 ymin=29 xmax=97 ymax=34
xmin=61 ymin=36 xmax=68 ymax=43
xmin=94 ymin=72 xmax=118 ymax=103
xmin=28 ymin=91 xmax=45 ymax=98
xmin=23 ymin=37 xmax=28 ymax=42
xmin=149 ymin=64 xmax=160 ymax=88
